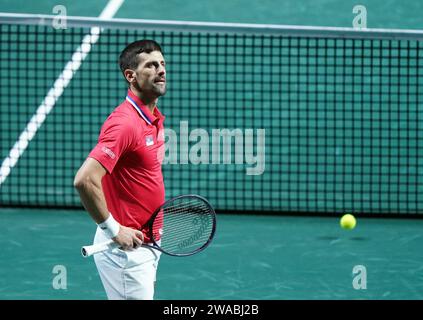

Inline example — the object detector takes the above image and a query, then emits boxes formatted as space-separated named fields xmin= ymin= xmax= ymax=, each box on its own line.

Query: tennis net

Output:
xmin=1 ymin=14 xmax=422 ymax=215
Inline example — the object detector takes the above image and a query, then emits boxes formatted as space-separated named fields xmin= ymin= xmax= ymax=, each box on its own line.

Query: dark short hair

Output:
xmin=118 ymin=39 xmax=163 ymax=79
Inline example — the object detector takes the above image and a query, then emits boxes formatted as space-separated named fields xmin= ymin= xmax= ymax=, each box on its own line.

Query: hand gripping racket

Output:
xmin=81 ymin=194 xmax=216 ymax=257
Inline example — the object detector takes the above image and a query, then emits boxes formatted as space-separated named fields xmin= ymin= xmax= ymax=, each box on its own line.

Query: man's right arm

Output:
xmin=74 ymin=158 xmax=110 ymax=224
xmin=74 ymin=158 xmax=144 ymax=249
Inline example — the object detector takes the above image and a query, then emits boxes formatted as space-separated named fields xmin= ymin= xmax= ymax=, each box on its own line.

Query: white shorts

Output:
xmin=93 ymin=227 xmax=161 ymax=300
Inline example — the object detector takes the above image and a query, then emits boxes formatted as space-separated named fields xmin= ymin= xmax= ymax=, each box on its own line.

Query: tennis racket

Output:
xmin=81 ymin=194 xmax=216 ymax=257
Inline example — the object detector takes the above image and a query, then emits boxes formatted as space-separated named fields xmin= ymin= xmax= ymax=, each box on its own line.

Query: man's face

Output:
xmin=133 ymin=50 xmax=166 ymax=97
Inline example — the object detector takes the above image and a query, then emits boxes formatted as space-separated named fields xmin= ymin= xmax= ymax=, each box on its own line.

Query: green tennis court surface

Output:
xmin=1 ymin=208 xmax=422 ymax=300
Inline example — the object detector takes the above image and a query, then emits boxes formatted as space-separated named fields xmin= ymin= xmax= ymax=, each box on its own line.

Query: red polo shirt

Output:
xmin=88 ymin=89 xmax=165 ymax=241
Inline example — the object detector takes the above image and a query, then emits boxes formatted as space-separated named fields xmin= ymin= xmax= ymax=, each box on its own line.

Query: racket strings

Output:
xmin=160 ymin=209 xmax=211 ymax=233
xmin=160 ymin=199 xmax=208 ymax=213
xmin=152 ymin=197 xmax=215 ymax=254
xmin=157 ymin=206 xmax=212 ymax=232
xmin=163 ymin=203 xmax=211 ymax=218
xmin=157 ymin=203 xmax=212 ymax=233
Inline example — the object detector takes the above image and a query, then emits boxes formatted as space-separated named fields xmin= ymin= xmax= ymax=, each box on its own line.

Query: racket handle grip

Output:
xmin=81 ymin=240 xmax=119 ymax=257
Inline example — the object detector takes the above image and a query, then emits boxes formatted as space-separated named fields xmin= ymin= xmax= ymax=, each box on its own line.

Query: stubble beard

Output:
xmin=153 ymin=82 xmax=167 ymax=97
xmin=134 ymin=81 xmax=166 ymax=98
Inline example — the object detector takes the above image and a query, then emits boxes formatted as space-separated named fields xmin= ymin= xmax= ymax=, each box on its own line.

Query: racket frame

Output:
xmin=146 ymin=194 xmax=217 ymax=256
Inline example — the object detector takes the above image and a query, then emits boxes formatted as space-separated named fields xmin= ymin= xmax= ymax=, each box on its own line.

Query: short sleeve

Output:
xmin=88 ymin=114 xmax=135 ymax=173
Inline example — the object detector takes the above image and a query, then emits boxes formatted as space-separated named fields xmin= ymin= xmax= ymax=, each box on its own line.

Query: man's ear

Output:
xmin=124 ymin=69 xmax=136 ymax=84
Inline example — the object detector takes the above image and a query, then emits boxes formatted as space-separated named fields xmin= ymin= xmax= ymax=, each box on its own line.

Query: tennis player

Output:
xmin=74 ymin=40 xmax=167 ymax=300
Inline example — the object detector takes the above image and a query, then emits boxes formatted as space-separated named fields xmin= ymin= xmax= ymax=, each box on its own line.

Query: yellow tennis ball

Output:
xmin=340 ymin=214 xmax=356 ymax=230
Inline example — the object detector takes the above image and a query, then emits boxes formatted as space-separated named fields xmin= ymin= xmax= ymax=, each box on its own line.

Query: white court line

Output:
xmin=0 ymin=0 xmax=124 ymax=185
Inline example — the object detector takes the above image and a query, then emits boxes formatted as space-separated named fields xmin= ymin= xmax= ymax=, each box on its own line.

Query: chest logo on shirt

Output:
xmin=145 ymin=135 xmax=154 ymax=146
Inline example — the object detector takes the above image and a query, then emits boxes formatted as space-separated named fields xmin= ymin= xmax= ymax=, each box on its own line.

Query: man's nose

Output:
xmin=158 ymin=65 xmax=166 ymax=76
